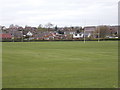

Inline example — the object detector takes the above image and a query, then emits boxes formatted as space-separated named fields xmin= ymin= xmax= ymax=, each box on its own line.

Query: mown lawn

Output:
xmin=2 ymin=41 xmax=118 ymax=88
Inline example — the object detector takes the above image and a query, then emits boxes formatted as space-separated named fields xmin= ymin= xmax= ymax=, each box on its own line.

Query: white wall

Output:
xmin=73 ymin=34 xmax=83 ymax=38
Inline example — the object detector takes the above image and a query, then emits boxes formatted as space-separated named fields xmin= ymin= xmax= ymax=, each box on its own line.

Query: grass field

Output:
xmin=2 ymin=41 xmax=118 ymax=88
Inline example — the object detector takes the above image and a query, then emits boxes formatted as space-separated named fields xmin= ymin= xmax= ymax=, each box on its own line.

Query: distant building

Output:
xmin=73 ymin=33 xmax=91 ymax=39
xmin=84 ymin=26 xmax=96 ymax=33
xmin=73 ymin=33 xmax=83 ymax=39
xmin=26 ymin=31 xmax=33 ymax=36
xmin=109 ymin=26 xmax=118 ymax=35
xmin=0 ymin=33 xmax=12 ymax=39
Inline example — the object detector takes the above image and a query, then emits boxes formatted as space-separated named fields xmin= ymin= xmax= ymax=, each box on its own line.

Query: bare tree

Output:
xmin=9 ymin=24 xmax=14 ymax=28
xmin=38 ymin=24 xmax=43 ymax=29
xmin=45 ymin=22 xmax=54 ymax=30
xmin=95 ymin=26 xmax=110 ymax=38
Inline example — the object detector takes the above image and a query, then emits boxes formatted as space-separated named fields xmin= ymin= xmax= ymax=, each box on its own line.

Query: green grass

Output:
xmin=2 ymin=41 xmax=118 ymax=88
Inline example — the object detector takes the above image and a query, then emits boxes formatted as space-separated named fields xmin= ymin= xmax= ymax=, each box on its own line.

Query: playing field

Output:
xmin=2 ymin=41 xmax=118 ymax=88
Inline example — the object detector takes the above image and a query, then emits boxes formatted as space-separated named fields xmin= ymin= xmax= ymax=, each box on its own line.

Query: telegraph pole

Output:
xmin=22 ymin=29 xmax=23 ymax=42
xmin=98 ymin=26 xmax=100 ymax=42
xmin=12 ymin=29 xmax=15 ymax=42
xmin=84 ymin=29 xmax=86 ymax=43
xmin=84 ymin=18 xmax=86 ymax=43
xmin=98 ymin=19 xmax=101 ymax=42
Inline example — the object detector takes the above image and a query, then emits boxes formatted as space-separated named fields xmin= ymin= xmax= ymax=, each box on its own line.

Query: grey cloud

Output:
xmin=0 ymin=0 xmax=118 ymax=27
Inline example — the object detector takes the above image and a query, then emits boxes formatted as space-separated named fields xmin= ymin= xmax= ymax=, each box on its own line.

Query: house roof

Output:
xmin=84 ymin=26 xmax=96 ymax=31
xmin=0 ymin=33 xmax=12 ymax=38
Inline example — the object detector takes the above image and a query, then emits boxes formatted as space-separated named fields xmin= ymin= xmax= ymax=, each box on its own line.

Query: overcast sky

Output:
xmin=0 ymin=0 xmax=119 ymax=27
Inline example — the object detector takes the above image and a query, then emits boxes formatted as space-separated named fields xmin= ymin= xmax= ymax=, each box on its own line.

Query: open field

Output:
xmin=2 ymin=41 xmax=118 ymax=88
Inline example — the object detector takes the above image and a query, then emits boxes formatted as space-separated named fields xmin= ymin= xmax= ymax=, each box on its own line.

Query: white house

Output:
xmin=26 ymin=31 xmax=33 ymax=36
xmin=73 ymin=33 xmax=84 ymax=38
xmin=73 ymin=33 xmax=91 ymax=39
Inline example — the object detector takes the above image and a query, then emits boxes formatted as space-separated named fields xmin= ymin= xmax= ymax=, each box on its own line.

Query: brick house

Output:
xmin=0 ymin=33 xmax=12 ymax=39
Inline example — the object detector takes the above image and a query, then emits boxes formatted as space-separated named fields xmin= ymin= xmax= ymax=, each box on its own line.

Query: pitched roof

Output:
xmin=0 ymin=33 xmax=12 ymax=38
